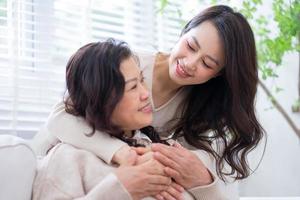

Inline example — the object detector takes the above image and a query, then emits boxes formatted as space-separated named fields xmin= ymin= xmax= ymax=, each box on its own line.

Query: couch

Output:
xmin=0 ymin=135 xmax=36 ymax=200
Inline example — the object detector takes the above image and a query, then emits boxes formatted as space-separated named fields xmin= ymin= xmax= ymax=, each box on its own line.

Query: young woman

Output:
xmin=32 ymin=5 xmax=264 ymax=200
xmin=33 ymin=40 xmax=192 ymax=200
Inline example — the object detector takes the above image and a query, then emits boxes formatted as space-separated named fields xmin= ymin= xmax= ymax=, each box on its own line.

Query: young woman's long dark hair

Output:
xmin=171 ymin=5 xmax=265 ymax=181
xmin=64 ymin=39 xmax=164 ymax=146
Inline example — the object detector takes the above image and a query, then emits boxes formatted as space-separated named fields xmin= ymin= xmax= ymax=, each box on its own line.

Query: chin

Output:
xmin=139 ymin=117 xmax=153 ymax=128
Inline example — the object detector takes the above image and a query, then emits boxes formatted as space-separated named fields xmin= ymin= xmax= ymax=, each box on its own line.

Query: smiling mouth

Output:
xmin=176 ymin=60 xmax=192 ymax=78
xmin=138 ymin=103 xmax=152 ymax=113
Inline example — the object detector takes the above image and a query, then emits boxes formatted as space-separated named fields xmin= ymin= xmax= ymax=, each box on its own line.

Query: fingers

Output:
xmin=124 ymin=149 xmax=138 ymax=166
xmin=155 ymin=194 xmax=164 ymax=200
xmin=164 ymin=167 xmax=181 ymax=181
xmin=169 ymin=181 xmax=184 ymax=192
xmin=160 ymin=191 xmax=176 ymax=200
xmin=151 ymin=143 xmax=172 ymax=154
xmin=113 ymin=145 xmax=138 ymax=166
xmin=136 ymin=151 xmax=154 ymax=165
xmin=147 ymin=174 xmax=185 ymax=200
xmin=153 ymin=151 xmax=181 ymax=170
xmin=148 ymin=174 xmax=172 ymax=185
xmin=166 ymin=183 xmax=184 ymax=200
xmin=173 ymin=142 xmax=183 ymax=149
xmin=148 ymin=184 xmax=169 ymax=192
xmin=139 ymin=158 xmax=167 ymax=176
xmin=132 ymin=146 xmax=151 ymax=155
xmin=155 ymin=182 xmax=184 ymax=200
xmin=152 ymin=143 xmax=184 ymax=162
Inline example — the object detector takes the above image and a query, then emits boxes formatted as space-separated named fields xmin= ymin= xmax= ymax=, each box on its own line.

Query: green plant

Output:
xmin=240 ymin=0 xmax=300 ymax=136
xmin=0 ymin=0 xmax=6 ymax=24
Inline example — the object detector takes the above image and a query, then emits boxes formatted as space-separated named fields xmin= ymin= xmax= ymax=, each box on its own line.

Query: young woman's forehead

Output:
xmin=187 ymin=21 xmax=225 ymax=67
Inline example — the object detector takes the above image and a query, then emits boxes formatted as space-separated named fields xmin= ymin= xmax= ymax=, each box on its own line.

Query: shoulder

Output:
xmin=133 ymin=50 xmax=157 ymax=70
xmin=34 ymin=144 xmax=104 ymax=198
xmin=47 ymin=143 xmax=101 ymax=165
xmin=36 ymin=143 xmax=110 ymax=189
xmin=133 ymin=50 xmax=156 ymax=58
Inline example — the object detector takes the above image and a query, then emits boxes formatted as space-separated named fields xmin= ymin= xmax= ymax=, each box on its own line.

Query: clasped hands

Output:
xmin=114 ymin=143 xmax=213 ymax=200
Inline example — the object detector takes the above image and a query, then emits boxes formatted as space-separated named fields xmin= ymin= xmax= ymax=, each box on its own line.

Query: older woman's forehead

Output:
xmin=120 ymin=56 xmax=142 ymax=80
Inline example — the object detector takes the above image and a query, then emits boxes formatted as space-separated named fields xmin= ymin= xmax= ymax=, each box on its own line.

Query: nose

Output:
xmin=185 ymin=55 xmax=199 ymax=71
xmin=140 ymin=83 xmax=150 ymax=101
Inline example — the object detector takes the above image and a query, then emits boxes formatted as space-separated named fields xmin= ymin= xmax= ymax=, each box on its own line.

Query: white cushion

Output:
xmin=0 ymin=135 xmax=36 ymax=200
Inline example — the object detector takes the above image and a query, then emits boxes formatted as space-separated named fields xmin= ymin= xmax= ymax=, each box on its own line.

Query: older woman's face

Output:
xmin=111 ymin=56 xmax=153 ymax=132
xmin=168 ymin=21 xmax=225 ymax=86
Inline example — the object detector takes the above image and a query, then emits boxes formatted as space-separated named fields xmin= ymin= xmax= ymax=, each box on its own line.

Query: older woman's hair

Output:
xmin=64 ymin=39 xmax=131 ymax=138
xmin=64 ymin=39 xmax=167 ymax=147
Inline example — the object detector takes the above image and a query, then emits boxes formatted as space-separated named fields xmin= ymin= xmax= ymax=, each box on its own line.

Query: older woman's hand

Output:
xmin=151 ymin=143 xmax=213 ymax=189
xmin=154 ymin=182 xmax=184 ymax=200
xmin=112 ymin=145 xmax=138 ymax=166
xmin=134 ymin=147 xmax=184 ymax=200
xmin=115 ymin=159 xmax=171 ymax=200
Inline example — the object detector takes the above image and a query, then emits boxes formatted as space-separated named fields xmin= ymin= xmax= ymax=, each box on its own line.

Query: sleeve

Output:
xmin=33 ymin=144 xmax=132 ymax=200
xmin=187 ymin=150 xmax=239 ymax=200
xmin=40 ymin=101 xmax=128 ymax=164
xmin=74 ymin=173 xmax=132 ymax=200
xmin=39 ymin=173 xmax=132 ymax=200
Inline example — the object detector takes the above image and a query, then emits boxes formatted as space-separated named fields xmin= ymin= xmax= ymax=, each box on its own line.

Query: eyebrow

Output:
xmin=191 ymin=36 xmax=220 ymax=66
xmin=125 ymin=77 xmax=138 ymax=84
xmin=125 ymin=71 xmax=143 ymax=84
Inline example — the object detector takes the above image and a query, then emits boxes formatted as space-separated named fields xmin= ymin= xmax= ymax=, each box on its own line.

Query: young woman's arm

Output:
xmin=33 ymin=101 xmax=128 ymax=164
xmin=151 ymin=143 xmax=239 ymax=200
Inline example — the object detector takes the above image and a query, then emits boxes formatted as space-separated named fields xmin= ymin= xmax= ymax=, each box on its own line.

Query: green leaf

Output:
xmin=275 ymin=87 xmax=283 ymax=93
xmin=157 ymin=0 xmax=169 ymax=14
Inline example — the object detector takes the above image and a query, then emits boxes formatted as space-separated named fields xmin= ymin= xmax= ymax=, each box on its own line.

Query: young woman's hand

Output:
xmin=151 ymin=143 xmax=213 ymax=189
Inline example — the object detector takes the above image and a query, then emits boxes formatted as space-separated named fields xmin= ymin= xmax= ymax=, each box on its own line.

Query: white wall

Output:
xmin=239 ymin=52 xmax=300 ymax=196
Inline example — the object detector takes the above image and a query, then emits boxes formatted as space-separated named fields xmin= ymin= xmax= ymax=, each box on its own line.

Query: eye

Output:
xmin=186 ymin=41 xmax=195 ymax=52
xmin=202 ymin=60 xmax=212 ymax=69
xmin=141 ymin=76 xmax=145 ymax=83
xmin=130 ymin=84 xmax=137 ymax=90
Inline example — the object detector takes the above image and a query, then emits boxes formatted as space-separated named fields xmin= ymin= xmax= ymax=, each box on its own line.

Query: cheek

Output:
xmin=194 ymin=69 xmax=216 ymax=82
xmin=111 ymin=106 xmax=122 ymax=125
xmin=111 ymin=106 xmax=135 ymax=128
xmin=119 ymin=98 xmax=137 ymax=114
xmin=178 ymin=42 xmax=187 ymax=54
xmin=111 ymin=97 xmax=134 ymax=122
xmin=172 ymin=39 xmax=186 ymax=56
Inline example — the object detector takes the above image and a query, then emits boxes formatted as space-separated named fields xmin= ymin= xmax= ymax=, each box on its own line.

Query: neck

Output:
xmin=123 ymin=130 xmax=134 ymax=138
xmin=152 ymin=53 xmax=182 ymax=107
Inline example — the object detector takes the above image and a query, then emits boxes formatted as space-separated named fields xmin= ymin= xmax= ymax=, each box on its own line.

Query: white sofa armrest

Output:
xmin=0 ymin=135 xmax=36 ymax=200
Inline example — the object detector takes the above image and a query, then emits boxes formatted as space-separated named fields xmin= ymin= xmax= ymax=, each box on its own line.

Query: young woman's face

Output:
xmin=111 ymin=56 xmax=153 ymax=131
xmin=169 ymin=20 xmax=225 ymax=86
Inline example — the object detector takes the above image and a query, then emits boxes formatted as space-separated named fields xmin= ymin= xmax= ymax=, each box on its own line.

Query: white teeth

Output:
xmin=178 ymin=61 xmax=188 ymax=76
xmin=179 ymin=66 xmax=186 ymax=74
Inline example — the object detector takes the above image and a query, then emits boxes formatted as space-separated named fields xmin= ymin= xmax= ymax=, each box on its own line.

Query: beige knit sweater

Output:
xmin=33 ymin=143 xmax=196 ymax=200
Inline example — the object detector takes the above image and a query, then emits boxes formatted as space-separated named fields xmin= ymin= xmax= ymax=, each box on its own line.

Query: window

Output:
xmin=0 ymin=0 xmax=183 ymax=138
